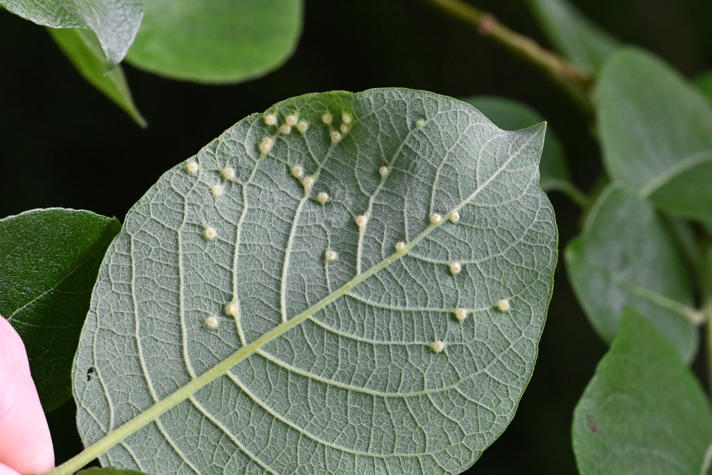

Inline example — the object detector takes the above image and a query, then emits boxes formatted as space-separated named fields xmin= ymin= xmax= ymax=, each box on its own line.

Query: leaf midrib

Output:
xmin=52 ymin=122 xmax=541 ymax=475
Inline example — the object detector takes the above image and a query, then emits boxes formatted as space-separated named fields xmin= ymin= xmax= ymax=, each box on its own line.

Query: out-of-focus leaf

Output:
xmin=573 ymin=309 xmax=712 ymax=475
xmin=598 ymin=48 xmax=712 ymax=221
xmin=525 ymin=0 xmax=618 ymax=74
xmin=565 ymin=185 xmax=698 ymax=361
xmin=696 ymin=70 xmax=712 ymax=102
xmin=126 ymin=0 xmax=302 ymax=83
xmin=0 ymin=0 xmax=144 ymax=65
xmin=0 ymin=208 xmax=121 ymax=411
xmin=49 ymin=28 xmax=146 ymax=127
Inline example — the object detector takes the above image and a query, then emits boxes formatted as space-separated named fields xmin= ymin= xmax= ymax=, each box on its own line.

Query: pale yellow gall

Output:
xmin=355 ymin=214 xmax=368 ymax=229
xmin=220 ymin=167 xmax=235 ymax=181
xmin=416 ymin=119 xmax=426 ymax=129
xmin=291 ymin=165 xmax=304 ymax=179
xmin=430 ymin=340 xmax=445 ymax=353
xmin=454 ymin=308 xmax=467 ymax=321
xmin=325 ymin=250 xmax=337 ymax=262
xmin=316 ymin=192 xmax=329 ymax=204
xmin=259 ymin=136 xmax=274 ymax=155
xmin=449 ymin=211 xmax=461 ymax=223
xmin=204 ymin=316 xmax=219 ymax=329
xmin=296 ymin=121 xmax=309 ymax=133
xmin=342 ymin=112 xmax=352 ymax=124
xmin=322 ymin=112 xmax=333 ymax=125
xmin=494 ymin=298 xmax=510 ymax=312
xmin=449 ymin=261 xmax=462 ymax=275
xmin=225 ymin=300 xmax=239 ymax=318
xmin=202 ymin=226 xmax=217 ymax=241
xmin=429 ymin=213 xmax=443 ymax=225
xmin=395 ymin=241 xmax=406 ymax=254
xmin=339 ymin=123 xmax=349 ymax=135
xmin=302 ymin=176 xmax=316 ymax=194
xmin=209 ymin=184 xmax=224 ymax=197
xmin=264 ymin=114 xmax=277 ymax=126
xmin=379 ymin=166 xmax=389 ymax=178
xmin=285 ymin=114 xmax=298 ymax=126
xmin=185 ymin=161 xmax=199 ymax=175
xmin=330 ymin=131 xmax=342 ymax=143
xmin=279 ymin=124 xmax=291 ymax=134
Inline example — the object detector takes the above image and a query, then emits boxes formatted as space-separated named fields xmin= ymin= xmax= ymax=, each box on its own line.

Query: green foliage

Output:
xmin=572 ymin=310 xmax=712 ymax=474
xmin=126 ymin=0 xmax=303 ymax=83
xmin=565 ymin=185 xmax=698 ymax=361
xmin=80 ymin=469 xmax=148 ymax=475
xmin=597 ymin=48 xmax=712 ymax=221
xmin=0 ymin=209 xmax=121 ymax=412
xmin=72 ymin=88 xmax=556 ymax=472
xmin=462 ymin=96 xmax=571 ymax=192
xmin=0 ymin=0 xmax=143 ymax=65
xmin=49 ymin=28 xmax=146 ymax=127
xmin=698 ymin=71 xmax=712 ymax=102
xmin=525 ymin=0 xmax=618 ymax=74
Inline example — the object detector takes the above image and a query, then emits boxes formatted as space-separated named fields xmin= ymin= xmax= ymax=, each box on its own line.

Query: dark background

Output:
xmin=2 ymin=0 xmax=711 ymax=473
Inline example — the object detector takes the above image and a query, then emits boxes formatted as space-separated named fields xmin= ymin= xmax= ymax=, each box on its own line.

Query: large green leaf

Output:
xmin=565 ymin=185 xmax=698 ymax=361
xmin=49 ymin=28 xmax=146 ymax=127
xmin=525 ymin=0 xmax=618 ymax=74
xmin=126 ymin=0 xmax=302 ymax=83
xmin=0 ymin=208 xmax=121 ymax=412
xmin=72 ymin=89 xmax=557 ymax=473
xmin=597 ymin=48 xmax=712 ymax=221
xmin=0 ymin=0 xmax=144 ymax=65
xmin=572 ymin=309 xmax=712 ymax=475
xmin=462 ymin=96 xmax=571 ymax=193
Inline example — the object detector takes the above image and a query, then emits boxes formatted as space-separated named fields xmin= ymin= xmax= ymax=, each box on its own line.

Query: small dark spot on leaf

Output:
xmin=586 ymin=415 xmax=600 ymax=433
xmin=86 ymin=366 xmax=95 ymax=381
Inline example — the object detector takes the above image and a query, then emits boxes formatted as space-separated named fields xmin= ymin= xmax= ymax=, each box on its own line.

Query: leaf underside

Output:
xmin=73 ymin=88 xmax=557 ymax=474
xmin=0 ymin=0 xmax=144 ymax=65
xmin=461 ymin=95 xmax=570 ymax=192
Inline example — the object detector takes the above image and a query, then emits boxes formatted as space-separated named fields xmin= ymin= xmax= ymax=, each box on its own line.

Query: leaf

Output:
xmin=49 ymin=28 xmax=146 ymax=127
xmin=462 ymin=95 xmax=571 ymax=192
xmin=72 ymin=88 xmax=557 ymax=473
xmin=597 ymin=48 xmax=712 ymax=221
xmin=0 ymin=0 xmax=144 ymax=65
xmin=525 ymin=0 xmax=618 ymax=74
xmin=697 ymin=71 xmax=712 ymax=103
xmin=565 ymin=185 xmax=698 ymax=361
xmin=0 ymin=208 xmax=121 ymax=412
xmin=80 ymin=469 xmax=148 ymax=475
xmin=572 ymin=309 xmax=712 ymax=475
xmin=125 ymin=0 xmax=302 ymax=83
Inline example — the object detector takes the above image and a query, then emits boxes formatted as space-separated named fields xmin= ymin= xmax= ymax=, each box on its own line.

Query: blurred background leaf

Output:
xmin=597 ymin=48 xmax=712 ymax=221
xmin=125 ymin=0 xmax=303 ymax=83
xmin=524 ymin=0 xmax=619 ymax=74
xmin=565 ymin=185 xmax=699 ymax=361
xmin=49 ymin=28 xmax=146 ymax=127
xmin=572 ymin=310 xmax=712 ymax=475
